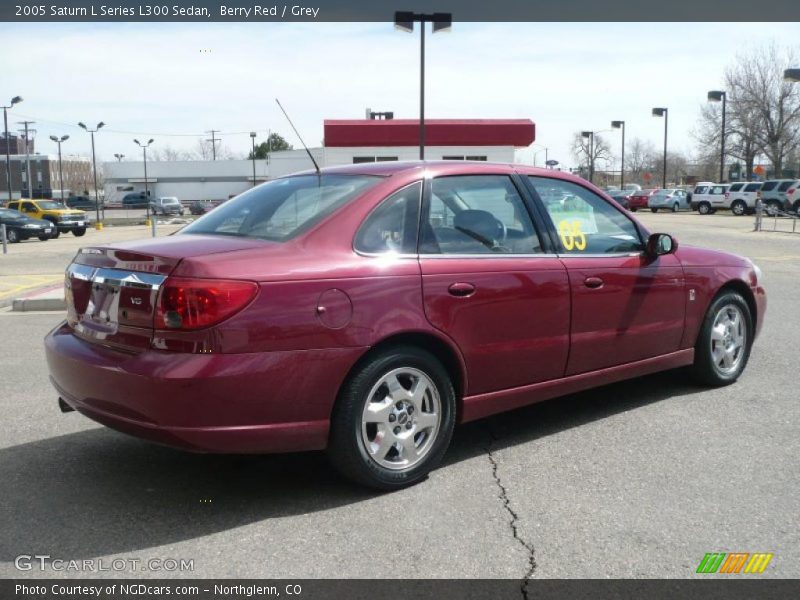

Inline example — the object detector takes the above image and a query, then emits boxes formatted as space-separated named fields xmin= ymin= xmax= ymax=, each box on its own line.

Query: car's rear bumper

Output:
xmin=45 ymin=322 xmax=366 ymax=453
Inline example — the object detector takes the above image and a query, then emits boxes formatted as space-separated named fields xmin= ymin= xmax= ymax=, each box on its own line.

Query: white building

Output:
xmin=103 ymin=118 xmax=535 ymax=203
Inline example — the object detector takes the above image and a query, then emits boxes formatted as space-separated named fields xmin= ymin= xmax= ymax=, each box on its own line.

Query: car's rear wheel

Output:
xmin=731 ymin=200 xmax=746 ymax=216
xmin=38 ymin=234 xmax=49 ymax=241
xmin=630 ymin=207 xmax=638 ymax=212
xmin=329 ymin=346 xmax=456 ymax=490
xmin=794 ymin=201 xmax=800 ymax=215
xmin=650 ymin=208 xmax=658 ymax=213
xmin=672 ymin=203 xmax=679 ymax=212
xmin=73 ymin=228 xmax=86 ymax=237
xmin=765 ymin=201 xmax=782 ymax=216
xmin=698 ymin=202 xmax=711 ymax=215
xmin=690 ymin=291 xmax=753 ymax=386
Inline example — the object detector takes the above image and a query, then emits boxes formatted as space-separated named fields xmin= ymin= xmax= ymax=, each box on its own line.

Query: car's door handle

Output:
xmin=584 ymin=276 xmax=604 ymax=289
xmin=448 ymin=282 xmax=476 ymax=297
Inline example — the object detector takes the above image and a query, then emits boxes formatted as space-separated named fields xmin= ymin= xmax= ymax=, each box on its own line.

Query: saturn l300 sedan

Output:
xmin=45 ymin=161 xmax=766 ymax=490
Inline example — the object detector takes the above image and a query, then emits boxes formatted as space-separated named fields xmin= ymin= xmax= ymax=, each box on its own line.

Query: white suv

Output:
xmin=724 ymin=182 xmax=763 ymax=216
xmin=691 ymin=183 xmax=729 ymax=215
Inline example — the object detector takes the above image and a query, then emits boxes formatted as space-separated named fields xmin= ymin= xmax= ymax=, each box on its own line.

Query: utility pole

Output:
xmin=18 ymin=120 xmax=35 ymax=198
xmin=205 ymin=130 xmax=220 ymax=161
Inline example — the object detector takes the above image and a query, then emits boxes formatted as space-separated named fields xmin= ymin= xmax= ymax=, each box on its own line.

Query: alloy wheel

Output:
xmin=710 ymin=304 xmax=747 ymax=375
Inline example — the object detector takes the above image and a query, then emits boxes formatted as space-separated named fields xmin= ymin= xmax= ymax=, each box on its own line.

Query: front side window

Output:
xmin=761 ymin=181 xmax=777 ymax=191
xmin=694 ymin=186 xmax=708 ymax=194
xmin=528 ymin=176 xmax=643 ymax=254
xmin=421 ymin=175 xmax=542 ymax=255
xmin=745 ymin=183 xmax=761 ymax=192
xmin=182 ymin=174 xmax=381 ymax=242
xmin=354 ymin=182 xmax=421 ymax=254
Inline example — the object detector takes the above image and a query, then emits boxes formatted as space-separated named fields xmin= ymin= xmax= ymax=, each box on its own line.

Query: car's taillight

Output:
xmin=155 ymin=278 xmax=258 ymax=330
xmin=788 ymin=188 xmax=796 ymax=197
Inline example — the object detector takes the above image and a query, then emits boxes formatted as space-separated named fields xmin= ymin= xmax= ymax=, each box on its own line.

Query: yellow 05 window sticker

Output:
xmin=558 ymin=219 xmax=587 ymax=251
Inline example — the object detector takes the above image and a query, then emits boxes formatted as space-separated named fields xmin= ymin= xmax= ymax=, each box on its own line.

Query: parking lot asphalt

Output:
xmin=0 ymin=212 xmax=798 ymax=580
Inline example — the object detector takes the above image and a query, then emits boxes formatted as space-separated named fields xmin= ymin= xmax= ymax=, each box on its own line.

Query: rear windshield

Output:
xmin=181 ymin=174 xmax=381 ymax=242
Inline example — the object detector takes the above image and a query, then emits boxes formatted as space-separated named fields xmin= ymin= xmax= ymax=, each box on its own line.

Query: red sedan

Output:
xmin=628 ymin=188 xmax=659 ymax=212
xmin=45 ymin=162 xmax=766 ymax=490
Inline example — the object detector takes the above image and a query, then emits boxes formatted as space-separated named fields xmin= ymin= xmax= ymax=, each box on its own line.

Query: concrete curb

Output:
xmin=11 ymin=297 xmax=67 ymax=312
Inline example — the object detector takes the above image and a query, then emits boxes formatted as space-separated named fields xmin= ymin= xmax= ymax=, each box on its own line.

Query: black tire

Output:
xmin=672 ymin=203 xmax=679 ymax=213
xmin=650 ymin=208 xmax=658 ymax=213
xmin=731 ymin=200 xmax=746 ymax=216
xmin=765 ymin=201 xmax=781 ymax=216
xmin=690 ymin=291 xmax=753 ymax=387
xmin=38 ymin=234 xmax=49 ymax=241
xmin=328 ymin=345 xmax=457 ymax=490
xmin=51 ymin=229 xmax=60 ymax=239
xmin=630 ymin=207 xmax=638 ymax=212
xmin=73 ymin=228 xmax=86 ymax=237
xmin=698 ymin=202 xmax=711 ymax=215
xmin=6 ymin=228 xmax=20 ymax=243
xmin=794 ymin=201 xmax=800 ymax=216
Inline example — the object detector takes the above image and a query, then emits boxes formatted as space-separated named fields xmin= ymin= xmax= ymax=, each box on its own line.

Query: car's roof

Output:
xmin=288 ymin=160 xmax=582 ymax=183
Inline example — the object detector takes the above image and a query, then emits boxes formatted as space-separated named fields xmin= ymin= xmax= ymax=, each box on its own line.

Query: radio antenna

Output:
xmin=275 ymin=98 xmax=320 ymax=175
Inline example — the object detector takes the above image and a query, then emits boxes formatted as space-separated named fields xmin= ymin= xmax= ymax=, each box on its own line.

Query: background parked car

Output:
xmin=150 ymin=196 xmax=185 ymax=216
xmin=0 ymin=207 xmax=56 ymax=242
xmin=5 ymin=198 xmax=87 ymax=237
xmin=122 ymin=192 xmax=150 ymax=208
xmin=628 ymin=189 xmax=658 ymax=212
xmin=724 ymin=182 xmax=763 ymax=216
xmin=691 ymin=183 xmax=729 ymax=215
xmin=648 ymin=189 xmax=690 ymax=212
xmin=608 ymin=190 xmax=632 ymax=210
xmin=65 ymin=195 xmax=103 ymax=211
xmin=189 ymin=200 xmax=215 ymax=215
xmin=759 ymin=179 xmax=799 ymax=215
xmin=787 ymin=184 xmax=800 ymax=214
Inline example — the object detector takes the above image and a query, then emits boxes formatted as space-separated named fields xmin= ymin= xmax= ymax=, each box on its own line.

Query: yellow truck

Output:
xmin=5 ymin=199 xmax=88 ymax=237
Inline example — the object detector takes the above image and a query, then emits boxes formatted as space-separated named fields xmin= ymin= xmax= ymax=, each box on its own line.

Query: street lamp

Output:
xmin=532 ymin=143 xmax=548 ymax=167
xmin=784 ymin=68 xmax=800 ymax=82
xmin=707 ymin=91 xmax=727 ymax=182
xmin=611 ymin=120 xmax=625 ymax=189
xmin=134 ymin=138 xmax=154 ymax=226
xmin=581 ymin=131 xmax=594 ymax=183
xmin=114 ymin=153 xmax=125 ymax=162
xmin=2 ymin=95 xmax=23 ymax=203
xmin=49 ymin=135 xmax=69 ymax=202
xmin=78 ymin=121 xmax=105 ymax=230
xmin=652 ymin=108 xmax=668 ymax=189
xmin=250 ymin=132 xmax=257 ymax=187
xmin=394 ymin=11 xmax=452 ymax=160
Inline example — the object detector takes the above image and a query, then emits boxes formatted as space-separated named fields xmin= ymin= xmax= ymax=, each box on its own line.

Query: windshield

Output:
xmin=0 ymin=208 xmax=26 ymax=220
xmin=37 ymin=201 xmax=66 ymax=210
xmin=161 ymin=198 xmax=179 ymax=204
xmin=181 ymin=174 xmax=382 ymax=241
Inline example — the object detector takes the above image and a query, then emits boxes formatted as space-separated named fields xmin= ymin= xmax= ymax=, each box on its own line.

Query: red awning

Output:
xmin=324 ymin=119 xmax=535 ymax=148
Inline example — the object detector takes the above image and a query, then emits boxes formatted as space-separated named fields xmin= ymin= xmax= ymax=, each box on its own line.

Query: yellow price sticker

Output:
xmin=558 ymin=220 xmax=587 ymax=251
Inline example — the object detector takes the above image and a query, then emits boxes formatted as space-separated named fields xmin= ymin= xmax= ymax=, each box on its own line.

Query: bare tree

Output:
xmin=571 ymin=132 xmax=611 ymax=180
xmin=625 ymin=137 xmax=657 ymax=182
xmin=189 ymin=138 xmax=236 ymax=160
xmin=149 ymin=145 xmax=191 ymax=161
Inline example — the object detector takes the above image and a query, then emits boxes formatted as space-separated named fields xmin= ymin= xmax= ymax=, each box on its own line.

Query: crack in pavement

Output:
xmin=485 ymin=424 xmax=536 ymax=600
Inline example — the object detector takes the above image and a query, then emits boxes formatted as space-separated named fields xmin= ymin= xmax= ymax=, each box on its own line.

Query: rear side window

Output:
xmin=761 ymin=181 xmax=777 ymax=191
xmin=728 ymin=183 xmax=743 ymax=192
xmin=354 ymin=182 xmax=421 ymax=255
xmin=745 ymin=183 xmax=761 ymax=192
xmin=529 ymin=177 xmax=643 ymax=254
xmin=182 ymin=174 xmax=381 ymax=242
xmin=711 ymin=186 xmax=727 ymax=195
xmin=778 ymin=181 xmax=792 ymax=191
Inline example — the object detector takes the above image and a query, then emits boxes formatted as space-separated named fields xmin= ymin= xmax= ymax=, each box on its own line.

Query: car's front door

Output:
xmin=419 ymin=174 xmax=571 ymax=396
xmin=526 ymin=175 xmax=686 ymax=376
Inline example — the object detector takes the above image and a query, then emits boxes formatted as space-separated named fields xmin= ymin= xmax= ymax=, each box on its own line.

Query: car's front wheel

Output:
xmin=672 ymin=203 xmax=679 ymax=212
xmin=73 ymin=228 xmax=86 ymax=237
xmin=329 ymin=346 xmax=456 ymax=490
xmin=690 ymin=291 xmax=753 ymax=386
xmin=698 ymin=202 xmax=711 ymax=215
xmin=651 ymin=208 xmax=658 ymax=213
xmin=6 ymin=228 xmax=19 ymax=243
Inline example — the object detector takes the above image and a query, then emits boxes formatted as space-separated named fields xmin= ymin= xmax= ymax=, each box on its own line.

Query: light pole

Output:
xmin=134 ymin=138 xmax=154 ymax=227
xmin=581 ymin=131 xmax=595 ymax=183
xmin=2 ymin=96 xmax=23 ymax=203
xmin=394 ymin=11 xmax=452 ymax=160
xmin=114 ymin=153 xmax=125 ymax=162
xmin=250 ymin=132 xmax=257 ymax=187
xmin=785 ymin=69 xmax=800 ymax=180
xmin=49 ymin=135 xmax=69 ymax=202
xmin=652 ymin=108 xmax=668 ymax=188
xmin=532 ymin=143 xmax=548 ymax=167
xmin=611 ymin=120 xmax=625 ymax=189
xmin=707 ymin=91 xmax=727 ymax=182
xmin=78 ymin=121 xmax=105 ymax=229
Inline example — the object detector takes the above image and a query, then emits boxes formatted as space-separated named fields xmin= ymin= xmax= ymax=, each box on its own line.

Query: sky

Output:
xmin=2 ymin=21 xmax=798 ymax=169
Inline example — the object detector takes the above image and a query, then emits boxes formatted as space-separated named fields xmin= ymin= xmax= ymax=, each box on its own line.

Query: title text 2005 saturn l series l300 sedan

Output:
xmin=45 ymin=161 xmax=766 ymax=490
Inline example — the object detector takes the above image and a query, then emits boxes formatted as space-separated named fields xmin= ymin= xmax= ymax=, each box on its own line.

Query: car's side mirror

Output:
xmin=645 ymin=233 xmax=678 ymax=257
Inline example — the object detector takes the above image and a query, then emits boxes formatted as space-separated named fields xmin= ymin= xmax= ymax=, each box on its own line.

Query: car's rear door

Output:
xmin=419 ymin=173 xmax=570 ymax=396
xmin=524 ymin=175 xmax=686 ymax=376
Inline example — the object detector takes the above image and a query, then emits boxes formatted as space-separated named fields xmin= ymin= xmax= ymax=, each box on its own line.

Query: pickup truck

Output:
xmin=5 ymin=199 xmax=88 ymax=237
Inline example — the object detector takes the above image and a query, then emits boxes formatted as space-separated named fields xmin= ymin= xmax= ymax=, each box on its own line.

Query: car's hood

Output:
xmin=675 ymin=244 xmax=752 ymax=268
